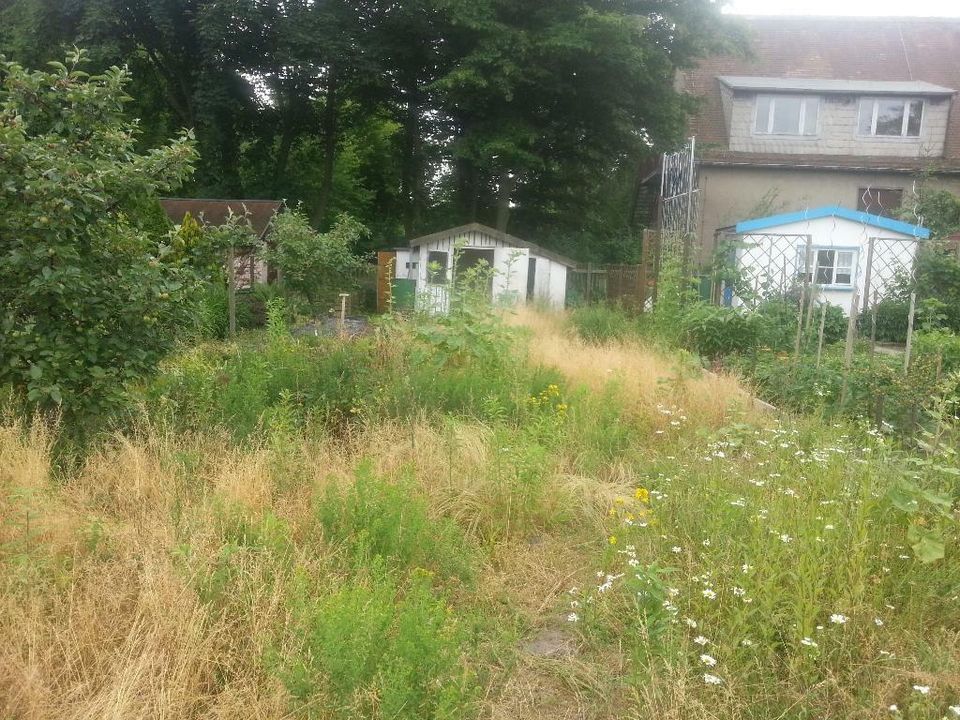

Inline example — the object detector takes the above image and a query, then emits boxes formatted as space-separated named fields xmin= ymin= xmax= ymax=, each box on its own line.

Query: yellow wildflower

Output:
xmin=608 ymin=535 xmax=617 ymax=545
xmin=635 ymin=487 xmax=650 ymax=504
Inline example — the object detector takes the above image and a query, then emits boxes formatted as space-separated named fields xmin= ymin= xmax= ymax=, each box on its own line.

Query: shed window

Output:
xmin=857 ymin=98 xmax=923 ymax=138
xmin=427 ymin=251 xmax=448 ymax=284
xmin=754 ymin=95 xmax=819 ymax=136
xmin=797 ymin=247 xmax=856 ymax=287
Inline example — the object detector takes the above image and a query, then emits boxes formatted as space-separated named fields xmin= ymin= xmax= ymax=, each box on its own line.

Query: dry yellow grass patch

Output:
xmin=508 ymin=306 xmax=755 ymax=430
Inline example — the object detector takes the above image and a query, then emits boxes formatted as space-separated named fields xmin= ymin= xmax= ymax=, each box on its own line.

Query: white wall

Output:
xmin=410 ymin=229 xmax=570 ymax=311
xmin=734 ymin=215 xmax=919 ymax=314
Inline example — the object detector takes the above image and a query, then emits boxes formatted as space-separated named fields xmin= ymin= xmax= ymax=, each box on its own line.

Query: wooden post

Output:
xmin=815 ymin=300 xmax=827 ymax=368
xmin=904 ymin=290 xmax=917 ymax=375
xmin=651 ymin=230 xmax=662 ymax=305
xmin=585 ymin=262 xmax=593 ymax=304
xmin=639 ymin=233 xmax=649 ymax=313
xmin=794 ymin=236 xmax=813 ymax=358
xmin=861 ymin=237 xmax=875 ymax=314
xmin=227 ymin=245 xmax=236 ymax=339
xmin=870 ymin=290 xmax=878 ymax=354
xmin=338 ymin=292 xmax=350 ymax=334
xmin=839 ymin=289 xmax=860 ymax=408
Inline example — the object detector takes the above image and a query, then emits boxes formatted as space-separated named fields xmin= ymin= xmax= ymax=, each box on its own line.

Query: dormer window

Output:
xmin=754 ymin=95 xmax=819 ymax=136
xmin=857 ymin=98 xmax=923 ymax=138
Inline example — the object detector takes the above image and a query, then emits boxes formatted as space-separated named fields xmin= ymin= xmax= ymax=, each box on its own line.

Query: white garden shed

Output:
xmin=720 ymin=205 xmax=929 ymax=315
xmin=396 ymin=223 xmax=576 ymax=312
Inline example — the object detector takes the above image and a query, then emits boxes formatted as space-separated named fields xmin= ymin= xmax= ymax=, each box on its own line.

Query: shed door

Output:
xmin=458 ymin=248 xmax=495 ymax=294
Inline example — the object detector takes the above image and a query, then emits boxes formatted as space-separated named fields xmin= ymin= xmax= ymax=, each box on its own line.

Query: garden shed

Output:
xmin=160 ymin=198 xmax=284 ymax=288
xmin=718 ymin=205 xmax=929 ymax=315
xmin=388 ymin=223 xmax=576 ymax=312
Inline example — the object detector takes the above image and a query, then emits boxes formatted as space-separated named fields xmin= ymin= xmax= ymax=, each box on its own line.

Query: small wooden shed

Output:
xmin=159 ymin=198 xmax=284 ymax=288
xmin=382 ymin=223 xmax=576 ymax=312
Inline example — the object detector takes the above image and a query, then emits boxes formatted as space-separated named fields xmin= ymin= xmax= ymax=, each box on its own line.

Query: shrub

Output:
xmin=0 ymin=51 xmax=198 ymax=423
xmin=679 ymin=304 xmax=766 ymax=359
xmin=863 ymin=298 xmax=910 ymax=343
xmin=914 ymin=330 xmax=960 ymax=374
xmin=315 ymin=465 xmax=475 ymax=581
xmin=281 ymin=568 xmax=479 ymax=720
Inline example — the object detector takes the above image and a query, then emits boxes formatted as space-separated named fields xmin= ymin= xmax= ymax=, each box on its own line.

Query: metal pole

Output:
xmin=861 ymin=237 xmax=875 ymax=314
xmin=904 ymin=290 xmax=917 ymax=374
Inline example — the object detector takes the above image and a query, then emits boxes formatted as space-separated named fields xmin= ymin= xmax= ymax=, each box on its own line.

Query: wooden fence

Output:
xmin=566 ymin=230 xmax=660 ymax=309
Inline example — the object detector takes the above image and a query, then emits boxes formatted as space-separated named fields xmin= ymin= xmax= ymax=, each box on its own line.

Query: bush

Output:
xmin=281 ymin=568 xmax=479 ymax=720
xmin=863 ymin=298 xmax=910 ymax=344
xmin=679 ymin=304 xmax=766 ymax=359
xmin=0 ymin=51 xmax=198 ymax=423
xmin=914 ymin=330 xmax=960 ymax=374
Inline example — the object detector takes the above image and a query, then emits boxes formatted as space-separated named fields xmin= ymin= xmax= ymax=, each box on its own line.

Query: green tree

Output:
xmin=264 ymin=211 xmax=368 ymax=312
xmin=0 ymin=50 xmax=198 ymax=420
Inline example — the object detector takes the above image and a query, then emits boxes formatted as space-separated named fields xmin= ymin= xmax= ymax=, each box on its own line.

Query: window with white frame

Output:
xmin=857 ymin=98 xmax=923 ymax=138
xmin=754 ymin=95 xmax=819 ymax=136
xmin=797 ymin=248 xmax=857 ymax=287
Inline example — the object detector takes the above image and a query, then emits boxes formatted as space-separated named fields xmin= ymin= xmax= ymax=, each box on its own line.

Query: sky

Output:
xmin=723 ymin=0 xmax=960 ymax=16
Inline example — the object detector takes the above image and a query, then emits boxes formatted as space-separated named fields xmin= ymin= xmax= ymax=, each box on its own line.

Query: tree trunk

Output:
xmin=312 ymin=66 xmax=339 ymax=228
xmin=401 ymin=89 xmax=424 ymax=239
xmin=495 ymin=169 xmax=516 ymax=233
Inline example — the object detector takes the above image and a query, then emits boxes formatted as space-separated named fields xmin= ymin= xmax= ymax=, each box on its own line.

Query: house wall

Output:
xmin=727 ymin=92 xmax=951 ymax=158
xmin=734 ymin=215 xmax=919 ymax=314
xmin=697 ymin=165 xmax=960 ymax=259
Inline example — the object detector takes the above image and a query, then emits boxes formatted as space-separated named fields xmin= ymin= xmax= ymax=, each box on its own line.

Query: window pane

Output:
xmin=755 ymin=96 xmax=771 ymax=133
xmin=858 ymin=99 xmax=874 ymax=135
xmin=837 ymin=251 xmax=853 ymax=268
xmin=875 ymin=99 xmax=906 ymax=136
xmin=802 ymin=98 xmax=819 ymax=135
xmin=771 ymin=97 xmax=802 ymax=134
xmin=427 ymin=251 xmax=448 ymax=283
xmin=835 ymin=272 xmax=852 ymax=285
xmin=907 ymin=101 xmax=922 ymax=136
xmin=815 ymin=250 xmax=835 ymax=284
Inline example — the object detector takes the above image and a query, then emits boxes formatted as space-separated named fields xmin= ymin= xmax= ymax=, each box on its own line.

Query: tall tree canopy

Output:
xmin=1 ymin=0 xmax=738 ymax=260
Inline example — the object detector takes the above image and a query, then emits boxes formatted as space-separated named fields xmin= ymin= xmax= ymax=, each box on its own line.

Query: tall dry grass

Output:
xmin=509 ymin=307 xmax=754 ymax=430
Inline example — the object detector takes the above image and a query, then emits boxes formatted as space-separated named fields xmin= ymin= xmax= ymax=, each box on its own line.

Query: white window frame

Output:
xmin=797 ymin=246 xmax=859 ymax=289
xmin=753 ymin=95 xmax=820 ymax=137
xmin=857 ymin=97 xmax=924 ymax=138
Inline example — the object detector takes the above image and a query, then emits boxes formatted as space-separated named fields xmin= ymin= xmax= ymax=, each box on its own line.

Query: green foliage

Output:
xmin=0 ymin=50 xmax=197 ymax=423
xmin=316 ymin=465 xmax=474 ymax=581
xmin=569 ymin=304 xmax=639 ymax=344
xmin=679 ymin=304 xmax=767 ymax=359
xmin=282 ymin=568 xmax=478 ymax=720
xmin=264 ymin=211 xmax=368 ymax=313
xmin=914 ymin=330 xmax=960 ymax=374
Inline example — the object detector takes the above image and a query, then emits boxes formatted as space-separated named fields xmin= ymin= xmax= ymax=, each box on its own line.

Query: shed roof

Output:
xmin=682 ymin=16 xmax=960 ymax=170
xmin=407 ymin=223 xmax=578 ymax=267
xmin=159 ymin=198 xmax=284 ymax=240
xmin=718 ymin=76 xmax=955 ymax=96
xmin=733 ymin=205 xmax=930 ymax=239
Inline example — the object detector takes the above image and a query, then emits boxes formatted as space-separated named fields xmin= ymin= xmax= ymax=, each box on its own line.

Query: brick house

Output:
xmin=680 ymin=16 xmax=960 ymax=262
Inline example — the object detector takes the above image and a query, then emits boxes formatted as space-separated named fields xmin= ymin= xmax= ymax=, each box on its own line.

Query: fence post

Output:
xmin=585 ymin=262 xmax=593 ymax=304
xmin=794 ymin=236 xmax=813 ymax=358
xmin=861 ymin=236 xmax=875 ymax=314
xmin=651 ymin=230 xmax=661 ymax=305
xmin=839 ymin=289 xmax=860 ymax=408
xmin=815 ymin=300 xmax=827 ymax=367
xmin=870 ymin=289 xmax=878 ymax=354
xmin=904 ymin=290 xmax=917 ymax=375
xmin=227 ymin=245 xmax=237 ymax=339
xmin=639 ymin=233 xmax=649 ymax=313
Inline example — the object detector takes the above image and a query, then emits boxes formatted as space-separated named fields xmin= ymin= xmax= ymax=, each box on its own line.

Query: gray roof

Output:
xmin=407 ymin=223 xmax=578 ymax=268
xmin=718 ymin=76 xmax=955 ymax=96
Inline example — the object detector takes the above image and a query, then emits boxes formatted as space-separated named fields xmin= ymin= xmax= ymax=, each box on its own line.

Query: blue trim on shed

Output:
xmin=734 ymin=205 xmax=930 ymax=239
